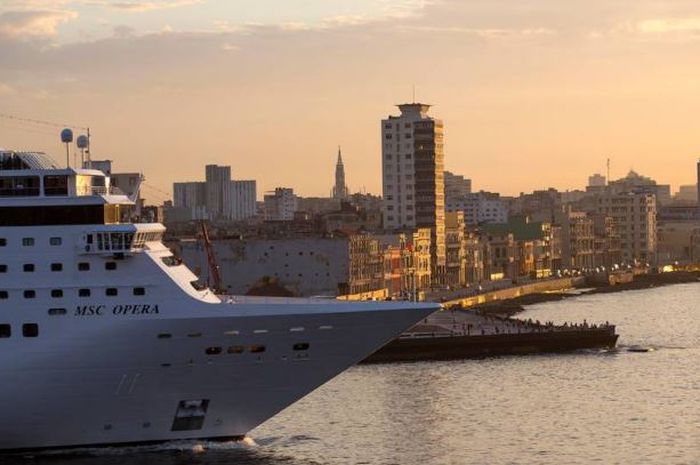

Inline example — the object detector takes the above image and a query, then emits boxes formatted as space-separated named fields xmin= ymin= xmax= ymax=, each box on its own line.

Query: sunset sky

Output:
xmin=1 ymin=0 xmax=699 ymax=203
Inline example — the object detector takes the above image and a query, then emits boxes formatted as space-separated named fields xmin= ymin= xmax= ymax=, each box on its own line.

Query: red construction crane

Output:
xmin=200 ymin=221 xmax=222 ymax=293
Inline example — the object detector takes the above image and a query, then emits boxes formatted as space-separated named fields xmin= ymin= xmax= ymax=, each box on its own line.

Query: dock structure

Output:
xmin=362 ymin=309 xmax=618 ymax=364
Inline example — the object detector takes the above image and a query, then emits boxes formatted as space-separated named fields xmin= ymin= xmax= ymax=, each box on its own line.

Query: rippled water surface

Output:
xmin=17 ymin=283 xmax=700 ymax=465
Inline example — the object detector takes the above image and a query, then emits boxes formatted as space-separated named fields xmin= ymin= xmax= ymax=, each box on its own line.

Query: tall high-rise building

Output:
xmin=381 ymin=103 xmax=445 ymax=281
xmin=696 ymin=159 xmax=700 ymax=208
xmin=205 ymin=164 xmax=232 ymax=220
xmin=230 ymin=180 xmax=257 ymax=221
xmin=173 ymin=181 xmax=208 ymax=220
xmin=332 ymin=147 xmax=349 ymax=200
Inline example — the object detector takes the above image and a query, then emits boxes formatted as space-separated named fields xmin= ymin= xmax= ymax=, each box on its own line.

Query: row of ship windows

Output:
xmin=0 ymin=323 xmax=38 ymax=338
xmin=0 ymin=288 xmax=146 ymax=299
xmin=0 ymin=262 xmax=118 ymax=273
xmin=0 ymin=237 xmax=62 ymax=247
xmin=201 ymin=342 xmax=309 ymax=355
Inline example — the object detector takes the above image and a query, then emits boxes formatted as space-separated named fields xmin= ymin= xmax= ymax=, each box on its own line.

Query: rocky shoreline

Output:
xmin=470 ymin=271 xmax=700 ymax=316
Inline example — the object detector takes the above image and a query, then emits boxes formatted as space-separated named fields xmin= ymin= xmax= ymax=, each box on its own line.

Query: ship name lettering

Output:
xmin=75 ymin=305 xmax=105 ymax=316
xmin=112 ymin=304 xmax=160 ymax=315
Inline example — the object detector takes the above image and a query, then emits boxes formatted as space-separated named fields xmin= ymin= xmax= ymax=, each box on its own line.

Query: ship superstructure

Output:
xmin=0 ymin=148 xmax=439 ymax=451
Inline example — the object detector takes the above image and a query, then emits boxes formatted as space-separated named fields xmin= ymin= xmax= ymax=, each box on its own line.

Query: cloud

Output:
xmin=0 ymin=82 xmax=16 ymax=95
xmin=103 ymin=0 xmax=203 ymax=13
xmin=0 ymin=10 xmax=78 ymax=39
xmin=636 ymin=18 xmax=700 ymax=34
xmin=401 ymin=25 xmax=557 ymax=40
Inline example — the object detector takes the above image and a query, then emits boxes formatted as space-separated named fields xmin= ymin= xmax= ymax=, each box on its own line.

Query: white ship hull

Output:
xmin=0 ymin=302 xmax=433 ymax=451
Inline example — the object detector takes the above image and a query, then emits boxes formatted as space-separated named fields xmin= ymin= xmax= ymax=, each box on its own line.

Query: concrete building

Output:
xmin=446 ymin=191 xmax=508 ymax=226
xmin=445 ymin=211 xmax=467 ymax=288
xmin=588 ymin=173 xmax=606 ymax=188
xmin=332 ymin=147 xmax=349 ymax=200
xmin=381 ymin=103 xmax=446 ymax=282
xmin=264 ymin=188 xmax=298 ymax=221
xmin=230 ymin=180 xmax=257 ymax=221
xmin=673 ymin=185 xmax=698 ymax=205
xmin=178 ymin=235 xmax=384 ymax=297
xmin=657 ymin=222 xmax=700 ymax=264
xmin=205 ymin=164 xmax=232 ymax=220
xmin=609 ymin=170 xmax=671 ymax=206
xmin=173 ymin=181 xmax=208 ymax=220
xmin=444 ymin=171 xmax=471 ymax=199
xmin=594 ymin=191 xmax=657 ymax=264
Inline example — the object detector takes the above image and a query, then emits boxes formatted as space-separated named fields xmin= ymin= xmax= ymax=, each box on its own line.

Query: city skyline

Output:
xmin=2 ymin=0 xmax=700 ymax=201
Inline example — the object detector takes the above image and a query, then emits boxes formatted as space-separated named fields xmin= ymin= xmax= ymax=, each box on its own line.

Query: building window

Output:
xmin=78 ymin=262 xmax=90 ymax=271
xmin=24 ymin=290 xmax=36 ymax=299
xmin=0 ymin=324 xmax=10 ymax=338
xmin=22 ymin=323 xmax=39 ymax=338
xmin=23 ymin=264 xmax=34 ymax=272
xmin=105 ymin=262 xmax=117 ymax=271
xmin=106 ymin=288 xmax=118 ymax=297
xmin=51 ymin=263 xmax=63 ymax=272
xmin=49 ymin=237 xmax=62 ymax=246
xmin=22 ymin=238 xmax=34 ymax=247
xmin=133 ymin=287 xmax=145 ymax=296
xmin=79 ymin=289 xmax=91 ymax=297
xmin=51 ymin=289 xmax=63 ymax=298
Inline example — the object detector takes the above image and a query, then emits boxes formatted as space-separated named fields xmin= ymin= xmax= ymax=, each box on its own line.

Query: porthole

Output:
xmin=23 ymin=290 xmax=36 ymax=299
xmin=187 ymin=332 xmax=202 ymax=338
xmin=157 ymin=333 xmax=172 ymax=339
xmin=293 ymin=342 xmax=310 ymax=351
xmin=48 ymin=308 xmax=67 ymax=316
xmin=0 ymin=324 xmax=10 ymax=338
xmin=250 ymin=345 xmax=266 ymax=353
xmin=133 ymin=287 xmax=145 ymax=296
xmin=0 ymin=291 xmax=7 ymax=299
xmin=50 ymin=289 xmax=63 ymax=298
xmin=79 ymin=289 xmax=91 ymax=297
xmin=51 ymin=263 xmax=63 ymax=272
xmin=22 ymin=238 xmax=34 ymax=247
xmin=23 ymin=264 xmax=34 ymax=272
xmin=0 ymin=264 xmax=6 ymax=273
xmin=78 ymin=262 xmax=90 ymax=271
xmin=105 ymin=288 xmax=118 ymax=297
xmin=205 ymin=347 xmax=222 ymax=355
xmin=22 ymin=323 xmax=39 ymax=338
xmin=105 ymin=262 xmax=117 ymax=271
xmin=227 ymin=345 xmax=244 ymax=354
xmin=49 ymin=237 xmax=62 ymax=246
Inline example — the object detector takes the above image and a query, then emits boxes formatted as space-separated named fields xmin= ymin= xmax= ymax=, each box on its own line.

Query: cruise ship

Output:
xmin=0 ymin=144 xmax=439 ymax=451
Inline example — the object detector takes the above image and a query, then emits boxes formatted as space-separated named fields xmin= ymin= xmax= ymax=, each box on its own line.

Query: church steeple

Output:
xmin=332 ymin=146 xmax=349 ymax=200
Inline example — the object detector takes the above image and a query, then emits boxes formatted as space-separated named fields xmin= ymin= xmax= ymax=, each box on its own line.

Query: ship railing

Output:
xmin=75 ymin=185 xmax=126 ymax=196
